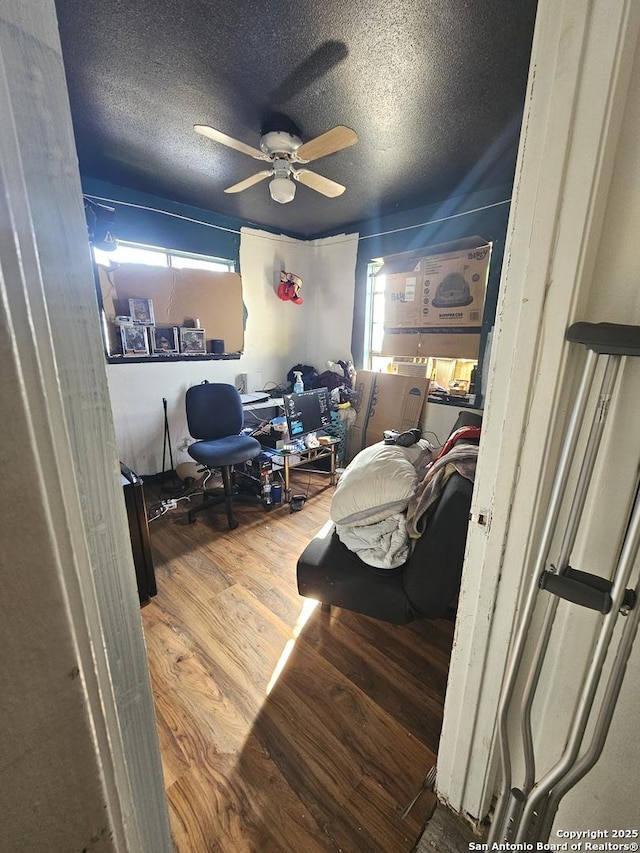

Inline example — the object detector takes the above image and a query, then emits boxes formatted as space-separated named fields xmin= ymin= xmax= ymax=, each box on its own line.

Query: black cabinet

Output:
xmin=120 ymin=463 xmax=156 ymax=606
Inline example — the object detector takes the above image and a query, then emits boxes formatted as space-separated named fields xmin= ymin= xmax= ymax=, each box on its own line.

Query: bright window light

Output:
xmin=93 ymin=240 xmax=235 ymax=273
xmin=364 ymin=261 xmax=384 ymax=368
xmin=94 ymin=243 xmax=166 ymax=267
xmin=170 ymin=255 xmax=231 ymax=272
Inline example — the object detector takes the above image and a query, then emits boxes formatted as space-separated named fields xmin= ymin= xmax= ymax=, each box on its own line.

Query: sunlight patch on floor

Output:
xmin=266 ymin=597 xmax=319 ymax=695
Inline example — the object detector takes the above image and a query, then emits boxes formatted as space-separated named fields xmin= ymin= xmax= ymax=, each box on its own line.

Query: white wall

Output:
xmin=420 ymin=401 xmax=483 ymax=447
xmin=305 ymin=233 xmax=359 ymax=370
xmin=107 ymin=226 xmax=358 ymax=475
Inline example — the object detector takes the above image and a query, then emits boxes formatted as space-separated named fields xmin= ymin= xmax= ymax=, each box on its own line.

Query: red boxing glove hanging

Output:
xmin=277 ymin=270 xmax=303 ymax=304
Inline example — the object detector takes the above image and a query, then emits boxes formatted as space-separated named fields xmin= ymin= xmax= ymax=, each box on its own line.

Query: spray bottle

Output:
xmin=293 ymin=371 xmax=304 ymax=394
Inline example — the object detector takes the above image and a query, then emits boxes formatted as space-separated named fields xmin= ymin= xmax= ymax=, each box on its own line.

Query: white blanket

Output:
xmin=331 ymin=439 xmax=432 ymax=526
xmin=336 ymin=513 xmax=412 ymax=569
xmin=331 ymin=439 xmax=433 ymax=569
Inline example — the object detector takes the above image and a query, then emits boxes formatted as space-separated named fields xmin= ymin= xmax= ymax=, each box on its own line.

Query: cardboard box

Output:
xmin=345 ymin=371 xmax=429 ymax=462
xmin=382 ymin=329 xmax=481 ymax=359
xmin=378 ymin=237 xmax=491 ymax=330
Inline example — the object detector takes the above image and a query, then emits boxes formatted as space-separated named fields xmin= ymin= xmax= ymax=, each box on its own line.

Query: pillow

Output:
xmin=330 ymin=440 xmax=431 ymax=527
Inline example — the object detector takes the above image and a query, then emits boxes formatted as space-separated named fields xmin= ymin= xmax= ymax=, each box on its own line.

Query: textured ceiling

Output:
xmin=54 ymin=0 xmax=538 ymax=238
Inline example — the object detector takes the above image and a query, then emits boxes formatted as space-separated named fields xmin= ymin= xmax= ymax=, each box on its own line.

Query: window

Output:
xmin=364 ymin=261 xmax=393 ymax=372
xmin=94 ymin=241 xmax=239 ymax=361
xmin=93 ymin=241 xmax=235 ymax=273
xmin=363 ymin=258 xmax=478 ymax=398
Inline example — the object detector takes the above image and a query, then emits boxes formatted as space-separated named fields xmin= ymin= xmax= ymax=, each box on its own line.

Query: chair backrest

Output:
xmin=186 ymin=382 xmax=243 ymax=440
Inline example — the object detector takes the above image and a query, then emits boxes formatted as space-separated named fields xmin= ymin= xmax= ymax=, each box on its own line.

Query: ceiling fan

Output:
xmin=194 ymin=123 xmax=358 ymax=204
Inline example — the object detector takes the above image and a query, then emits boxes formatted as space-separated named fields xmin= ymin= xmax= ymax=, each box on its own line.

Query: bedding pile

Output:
xmin=330 ymin=440 xmax=433 ymax=568
xmin=406 ymin=443 xmax=478 ymax=537
xmin=331 ymin=437 xmax=478 ymax=568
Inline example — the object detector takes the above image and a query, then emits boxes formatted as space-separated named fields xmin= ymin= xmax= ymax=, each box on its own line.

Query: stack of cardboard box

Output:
xmin=378 ymin=236 xmax=492 ymax=360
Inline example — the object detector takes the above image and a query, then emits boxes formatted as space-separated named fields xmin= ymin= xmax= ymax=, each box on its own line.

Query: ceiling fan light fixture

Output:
xmin=269 ymin=176 xmax=296 ymax=204
xmin=194 ymin=122 xmax=358 ymax=203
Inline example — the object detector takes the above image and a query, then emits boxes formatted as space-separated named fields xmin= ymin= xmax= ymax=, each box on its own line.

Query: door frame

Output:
xmin=436 ymin=0 xmax=640 ymax=821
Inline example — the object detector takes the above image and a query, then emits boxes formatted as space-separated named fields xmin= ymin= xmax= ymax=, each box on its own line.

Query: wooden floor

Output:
xmin=142 ymin=471 xmax=455 ymax=853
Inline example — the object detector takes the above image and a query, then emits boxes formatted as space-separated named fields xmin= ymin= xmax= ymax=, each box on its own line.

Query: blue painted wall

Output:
xmin=82 ymin=177 xmax=247 ymax=265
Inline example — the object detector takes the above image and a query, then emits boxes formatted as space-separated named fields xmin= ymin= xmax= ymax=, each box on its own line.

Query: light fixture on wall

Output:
xmin=269 ymin=176 xmax=296 ymax=204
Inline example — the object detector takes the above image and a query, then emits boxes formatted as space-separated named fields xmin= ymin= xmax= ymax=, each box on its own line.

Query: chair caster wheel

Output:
xmin=188 ymin=515 xmax=196 ymax=524
xmin=228 ymin=519 xmax=239 ymax=530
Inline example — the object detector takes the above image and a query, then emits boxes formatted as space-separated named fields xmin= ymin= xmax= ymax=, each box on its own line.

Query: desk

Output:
xmin=262 ymin=437 xmax=339 ymax=500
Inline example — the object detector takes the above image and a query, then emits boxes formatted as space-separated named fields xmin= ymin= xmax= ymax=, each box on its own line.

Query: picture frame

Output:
xmin=128 ymin=297 xmax=155 ymax=325
xmin=120 ymin=322 xmax=150 ymax=356
xmin=150 ymin=325 xmax=179 ymax=354
xmin=180 ymin=327 xmax=206 ymax=354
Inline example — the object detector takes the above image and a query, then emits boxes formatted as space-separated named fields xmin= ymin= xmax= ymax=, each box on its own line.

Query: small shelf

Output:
xmin=106 ymin=352 xmax=242 ymax=365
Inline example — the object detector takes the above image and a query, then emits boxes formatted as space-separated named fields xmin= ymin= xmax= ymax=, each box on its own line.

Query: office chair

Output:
xmin=185 ymin=381 xmax=262 ymax=529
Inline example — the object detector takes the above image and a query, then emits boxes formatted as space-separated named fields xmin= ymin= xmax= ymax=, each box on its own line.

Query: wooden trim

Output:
xmin=0 ymin=3 xmax=172 ymax=850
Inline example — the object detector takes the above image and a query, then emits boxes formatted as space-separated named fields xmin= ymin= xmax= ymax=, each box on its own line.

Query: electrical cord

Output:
xmin=422 ymin=430 xmax=442 ymax=448
xmin=147 ymin=464 xmax=216 ymax=522
xmin=262 ymin=381 xmax=288 ymax=397
xmin=242 ymin=411 xmax=272 ymax=428
xmin=200 ymin=469 xmax=214 ymax=491
xmin=147 ymin=494 xmax=193 ymax=522
xmin=236 ymin=380 xmax=287 ymax=397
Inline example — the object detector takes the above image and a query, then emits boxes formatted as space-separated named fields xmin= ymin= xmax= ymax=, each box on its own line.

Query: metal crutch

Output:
xmin=488 ymin=321 xmax=640 ymax=846
xmin=535 ymin=485 xmax=640 ymax=841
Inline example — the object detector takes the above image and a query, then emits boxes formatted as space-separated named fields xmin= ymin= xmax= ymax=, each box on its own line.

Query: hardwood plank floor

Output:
xmin=142 ymin=471 xmax=455 ymax=852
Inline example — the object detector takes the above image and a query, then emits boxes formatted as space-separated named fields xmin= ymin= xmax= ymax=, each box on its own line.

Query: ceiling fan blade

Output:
xmin=293 ymin=169 xmax=346 ymax=198
xmin=224 ymin=170 xmax=273 ymax=193
xmin=194 ymin=125 xmax=269 ymax=160
xmin=296 ymin=126 xmax=358 ymax=163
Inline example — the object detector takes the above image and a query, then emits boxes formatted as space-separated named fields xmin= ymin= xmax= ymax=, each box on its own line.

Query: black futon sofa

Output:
xmin=296 ymin=411 xmax=482 ymax=624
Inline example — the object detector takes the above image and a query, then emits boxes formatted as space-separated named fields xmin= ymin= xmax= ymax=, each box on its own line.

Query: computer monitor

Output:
xmin=283 ymin=387 xmax=331 ymax=438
